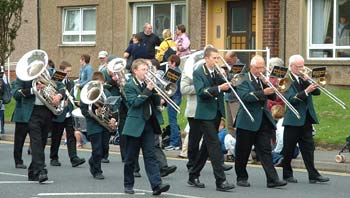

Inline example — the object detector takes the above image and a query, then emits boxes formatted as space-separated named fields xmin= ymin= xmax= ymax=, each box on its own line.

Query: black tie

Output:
xmin=298 ymin=77 xmax=303 ymax=86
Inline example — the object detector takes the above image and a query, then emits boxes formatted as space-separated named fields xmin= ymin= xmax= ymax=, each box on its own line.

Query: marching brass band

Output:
xmin=11 ymin=43 xmax=344 ymax=194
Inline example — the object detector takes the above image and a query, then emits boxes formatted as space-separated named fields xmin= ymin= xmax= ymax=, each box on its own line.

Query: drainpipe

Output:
xmin=283 ymin=0 xmax=287 ymax=62
xmin=37 ymin=0 xmax=41 ymax=49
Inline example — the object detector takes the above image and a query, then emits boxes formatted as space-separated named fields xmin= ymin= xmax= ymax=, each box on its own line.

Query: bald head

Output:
xmin=250 ymin=55 xmax=266 ymax=77
xmin=224 ymin=51 xmax=238 ymax=66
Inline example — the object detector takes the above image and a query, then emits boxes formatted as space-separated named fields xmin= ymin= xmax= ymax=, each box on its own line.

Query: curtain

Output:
xmin=83 ymin=9 xmax=96 ymax=31
xmin=136 ymin=7 xmax=151 ymax=33
xmin=312 ymin=0 xmax=332 ymax=44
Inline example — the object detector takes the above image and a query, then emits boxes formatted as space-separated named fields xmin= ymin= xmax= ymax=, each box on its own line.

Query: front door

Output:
xmin=227 ymin=0 xmax=255 ymax=64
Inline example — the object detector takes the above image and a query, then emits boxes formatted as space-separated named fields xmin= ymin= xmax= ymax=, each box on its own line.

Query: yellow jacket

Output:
xmin=156 ymin=38 xmax=177 ymax=62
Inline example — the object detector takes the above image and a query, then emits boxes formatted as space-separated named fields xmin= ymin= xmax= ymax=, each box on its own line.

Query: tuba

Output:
xmin=80 ymin=81 xmax=119 ymax=132
xmin=16 ymin=50 xmax=64 ymax=115
xmin=107 ymin=57 xmax=129 ymax=97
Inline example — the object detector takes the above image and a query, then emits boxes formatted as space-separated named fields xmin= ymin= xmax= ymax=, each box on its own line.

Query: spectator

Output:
xmin=217 ymin=119 xmax=236 ymax=162
xmin=47 ymin=59 xmax=55 ymax=75
xmin=0 ymin=67 xmax=8 ymax=135
xmin=136 ymin=23 xmax=161 ymax=59
xmin=98 ymin=51 xmax=108 ymax=72
xmin=337 ymin=16 xmax=350 ymax=57
xmin=74 ymin=131 xmax=88 ymax=148
xmin=266 ymin=57 xmax=285 ymax=112
xmin=177 ymin=123 xmax=190 ymax=159
xmin=156 ymin=29 xmax=177 ymax=63
xmin=77 ymin=54 xmax=93 ymax=89
xmin=174 ymin=24 xmax=191 ymax=57
xmin=124 ymin=34 xmax=148 ymax=70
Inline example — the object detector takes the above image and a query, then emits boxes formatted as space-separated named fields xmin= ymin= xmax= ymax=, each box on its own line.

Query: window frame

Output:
xmin=307 ymin=0 xmax=350 ymax=60
xmin=132 ymin=1 xmax=186 ymax=36
xmin=62 ymin=7 xmax=96 ymax=45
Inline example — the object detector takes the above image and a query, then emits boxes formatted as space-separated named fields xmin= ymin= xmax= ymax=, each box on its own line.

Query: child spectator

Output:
xmin=217 ymin=119 xmax=236 ymax=162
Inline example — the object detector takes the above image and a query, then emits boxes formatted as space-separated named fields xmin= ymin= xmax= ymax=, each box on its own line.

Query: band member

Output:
xmin=80 ymin=72 xmax=117 ymax=180
xmin=234 ymin=55 xmax=287 ymax=188
xmin=282 ymin=54 xmax=329 ymax=183
xmin=49 ymin=61 xmax=85 ymax=167
xmin=13 ymin=70 xmax=65 ymax=183
xmin=188 ymin=47 xmax=235 ymax=192
xmin=122 ymin=59 xmax=170 ymax=195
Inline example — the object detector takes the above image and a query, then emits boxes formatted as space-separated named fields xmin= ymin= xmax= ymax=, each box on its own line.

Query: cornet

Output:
xmin=299 ymin=67 xmax=346 ymax=109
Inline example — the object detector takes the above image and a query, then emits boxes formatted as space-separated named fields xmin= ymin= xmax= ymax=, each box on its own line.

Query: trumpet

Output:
xmin=259 ymin=72 xmax=301 ymax=119
xmin=215 ymin=56 xmax=255 ymax=122
xmin=299 ymin=67 xmax=346 ymax=109
xmin=144 ymin=70 xmax=180 ymax=113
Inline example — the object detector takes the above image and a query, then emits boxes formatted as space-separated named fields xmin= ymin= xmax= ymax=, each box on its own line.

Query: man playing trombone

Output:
xmin=187 ymin=46 xmax=235 ymax=192
xmin=235 ymin=55 xmax=287 ymax=188
xmin=282 ymin=54 xmax=329 ymax=184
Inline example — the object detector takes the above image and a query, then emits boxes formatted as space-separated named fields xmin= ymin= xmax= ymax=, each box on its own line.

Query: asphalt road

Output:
xmin=0 ymin=141 xmax=349 ymax=198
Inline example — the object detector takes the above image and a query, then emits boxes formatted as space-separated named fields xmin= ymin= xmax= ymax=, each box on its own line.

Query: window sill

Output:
xmin=58 ymin=44 xmax=96 ymax=47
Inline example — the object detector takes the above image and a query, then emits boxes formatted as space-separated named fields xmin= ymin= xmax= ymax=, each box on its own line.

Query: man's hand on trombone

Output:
xmin=305 ymin=83 xmax=318 ymax=94
xmin=263 ymin=87 xmax=275 ymax=95
xmin=218 ymin=82 xmax=231 ymax=91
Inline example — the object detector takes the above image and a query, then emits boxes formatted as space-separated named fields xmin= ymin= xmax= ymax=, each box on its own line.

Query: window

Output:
xmin=308 ymin=0 xmax=350 ymax=59
xmin=133 ymin=2 xmax=187 ymax=38
xmin=62 ymin=7 xmax=96 ymax=44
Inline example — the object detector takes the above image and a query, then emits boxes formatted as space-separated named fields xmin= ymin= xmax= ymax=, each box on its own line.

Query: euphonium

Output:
xmin=80 ymin=81 xmax=119 ymax=132
xmin=16 ymin=50 xmax=64 ymax=115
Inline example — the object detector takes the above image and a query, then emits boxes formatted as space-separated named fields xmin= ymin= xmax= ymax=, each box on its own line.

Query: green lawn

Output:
xmin=5 ymin=89 xmax=350 ymax=147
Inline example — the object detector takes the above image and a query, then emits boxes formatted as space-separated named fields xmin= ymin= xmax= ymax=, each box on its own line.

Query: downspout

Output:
xmin=37 ymin=0 xmax=41 ymax=49
xmin=283 ymin=0 xmax=287 ymax=62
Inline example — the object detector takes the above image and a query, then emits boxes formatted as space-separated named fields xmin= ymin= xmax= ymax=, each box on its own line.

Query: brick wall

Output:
xmin=263 ymin=0 xmax=281 ymax=57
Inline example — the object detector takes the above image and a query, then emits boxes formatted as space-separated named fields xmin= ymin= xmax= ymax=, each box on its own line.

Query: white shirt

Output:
xmin=274 ymin=118 xmax=284 ymax=153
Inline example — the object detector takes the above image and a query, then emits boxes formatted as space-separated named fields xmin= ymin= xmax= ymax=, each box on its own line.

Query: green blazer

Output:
xmin=11 ymin=78 xmax=36 ymax=123
xmin=11 ymin=78 xmax=65 ymax=123
xmin=53 ymin=79 xmax=75 ymax=123
xmin=235 ymin=72 xmax=276 ymax=132
xmin=122 ymin=77 xmax=164 ymax=137
xmin=282 ymin=73 xmax=320 ymax=126
xmin=193 ymin=64 xmax=226 ymax=120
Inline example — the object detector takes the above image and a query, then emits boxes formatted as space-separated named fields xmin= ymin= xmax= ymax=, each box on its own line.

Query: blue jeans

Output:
xmin=167 ymin=96 xmax=181 ymax=147
xmin=0 ymin=110 xmax=4 ymax=134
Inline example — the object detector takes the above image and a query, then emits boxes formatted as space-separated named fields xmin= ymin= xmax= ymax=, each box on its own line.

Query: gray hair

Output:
xmin=288 ymin=54 xmax=304 ymax=69
xmin=269 ymin=57 xmax=284 ymax=67
xmin=250 ymin=55 xmax=264 ymax=67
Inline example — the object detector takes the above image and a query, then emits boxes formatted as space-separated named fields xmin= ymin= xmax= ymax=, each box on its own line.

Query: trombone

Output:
xmin=299 ymin=67 xmax=346 ymax=110
xmin=259 ymin=72 xmax=301 ymax=119
xmin=144 ymin=70 xmax=181 ymax=114
xmin=215 ymin=56 xmax=255 ymax=122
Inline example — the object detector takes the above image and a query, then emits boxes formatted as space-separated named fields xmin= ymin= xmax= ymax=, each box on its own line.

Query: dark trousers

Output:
xmin=187 ymin=117 xmax=202 ymax=170
xmin=154 ymin=134 xmax=168 ymax=170
xmin=50 ymin=117 xmax=78 ymax=162
xmin=282 ymin=116 xmax=320 ymax=180
xmin=88 ymin=131 xmax=110 ymax=175
xmin=235 ymin=119 xmax=279 ymax=183
xmin=118 ymin=103 xmax=128 ymax=162
xmin=189 ymin=114 xmax=226 ymax=185
xmin=103 ymin=132 xmax=111 ymax=159
xmin=124 ymin=119 xmax=161 ymax=190
xmin=13 ymin=122 xmax=30 ymax=165
xmin=28 ymin=105 xmax=52 ymax=177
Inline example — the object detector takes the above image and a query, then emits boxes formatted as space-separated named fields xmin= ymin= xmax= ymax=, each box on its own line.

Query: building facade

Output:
xmin=9 ymin=0 xmax=350 ymax=85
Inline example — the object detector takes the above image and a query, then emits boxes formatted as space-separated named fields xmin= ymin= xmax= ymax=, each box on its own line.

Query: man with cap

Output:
xmin=98 ymin=51 xmax=108 ymax=72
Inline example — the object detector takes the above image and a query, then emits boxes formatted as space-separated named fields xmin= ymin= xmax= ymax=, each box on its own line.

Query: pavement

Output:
xmin=1 ymin=122 xmax=350 ymax=174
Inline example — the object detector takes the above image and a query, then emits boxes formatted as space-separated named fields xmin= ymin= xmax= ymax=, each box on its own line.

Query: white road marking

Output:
xmin=0 ymin=181 xmax=54 ymax=184
xmin=37 ymin=192 xmax=145 ymax=196
xmin=0 ymin=171 xmax=27 ymax=177
xmin=134 ymin=188 xmax=205 ymax=198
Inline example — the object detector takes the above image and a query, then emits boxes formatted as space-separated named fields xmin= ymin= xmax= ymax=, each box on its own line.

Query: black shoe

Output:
xmin=15 ymin=164 xmax=27 ymax=169
xmin=284 ymin=177 xmax=298 ymax=183
xmin=309 ymin=175 xmax=330 ymax=184
xmin=71 ymin=157 xmax=86 ymax=167
xmin=160 ymin=165 xmax=177 ymax=177
xmin=267 ymin=180 xmax=287 ymax=188
xmin=226 ymin=155 xmax=235 ymax=162
xmin=237 ymin=180 xmax=251 ymax=187
xmin=93 ymin=173 xmax=105 ymax=180
xmin=222 ymin=164 xmax=233 ymax=171
xmin=187 ymin=177 xmax=205 ymax=188
xmin=216 ymin=181 xmax=235 ymax=192
xmin=101 ymin=158 xmax=110 ymax=163
xmin=50 ymin=159 xmax=61 ymax=166
xmin=88 ymin=160 xmax=95 ymax=176
xmin=28 ymin=174 xmax=38 ymax=181
xmin=38 ymin=171 xmax=48 ymax=183
xmin=124 ymin=186 xmax=135 ymax=194
xmin=152 ymin=183 xmax=170 ymax=195
xmin=134 ymin=172 xmax=141 ymax=178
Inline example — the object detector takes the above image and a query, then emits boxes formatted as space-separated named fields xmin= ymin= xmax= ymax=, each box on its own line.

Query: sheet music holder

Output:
xmin=311 ymin=66 xmax=327 ymax=78
xmin=51 ymin=70 xmax=67 ymax=82
xmin=230 ymin=63 xmax=245 ymax=74
xmin=163 ymin=68 xmax=181 ymax=83
xmin=270 ymin=66 xmax=288 ymax=78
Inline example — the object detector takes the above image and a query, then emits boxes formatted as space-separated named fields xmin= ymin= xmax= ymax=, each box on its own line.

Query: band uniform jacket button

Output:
xmin=214 ymin=97 xmax=218 ymax=100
